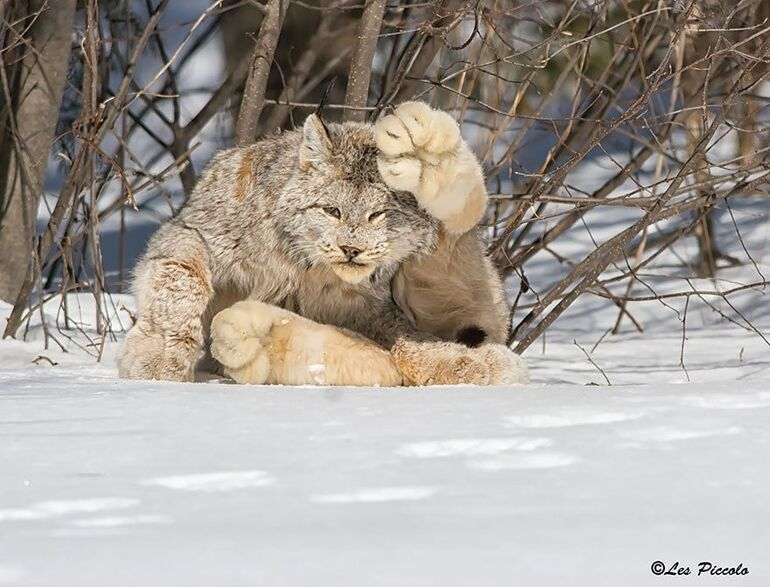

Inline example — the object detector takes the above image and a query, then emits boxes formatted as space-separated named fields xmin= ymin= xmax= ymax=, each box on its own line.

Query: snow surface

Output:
xmin=5 ymin=9 xmax=770 ymax=579
xmin=1 ymin=294 xmax=770 ymax=586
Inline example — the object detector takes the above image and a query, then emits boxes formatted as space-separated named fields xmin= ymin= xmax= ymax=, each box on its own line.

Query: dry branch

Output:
xmin=234 ymin=0 xmax=288 ymax=145
xmin=0 ymin=0 xmax=767 ymax=366
xmin=344 ymin=0 xmax=386 ymax=122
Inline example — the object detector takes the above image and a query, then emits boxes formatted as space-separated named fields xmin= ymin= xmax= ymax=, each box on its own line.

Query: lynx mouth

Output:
xmin=330 ymin=260 xmax=376 ymax=284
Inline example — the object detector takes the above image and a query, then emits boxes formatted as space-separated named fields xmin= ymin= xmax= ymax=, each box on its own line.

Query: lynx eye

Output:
xmin=323 ymin=207 xmax=341 ymax=219
xmin=368 ymin=210 xmax=386 ymax=222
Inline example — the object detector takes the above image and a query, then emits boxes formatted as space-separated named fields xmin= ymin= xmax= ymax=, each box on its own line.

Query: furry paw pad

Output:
xmin=375 ymin=102 xmax=463 ymax=197
xmin=210 ymin=305 xmax=274 ymax=384
xmin=117 ymin=323 xmax=198 ymax=382
xmin=375 ymin=102 xmax=486 ymax=230
xmin=482 ymin=345 xmax=530 ymax=385
xmin=376 ymin=102 xmax=461 ymax=157
xmin=375 ymin=156 xmax=422 ymax=193
xmin=439 ymin=354 xmax=491 ymax=386
xmin=210 ymin=310 xmax=262 ymax=371
xmin=391 ymin=339 xmax=529 ymax=387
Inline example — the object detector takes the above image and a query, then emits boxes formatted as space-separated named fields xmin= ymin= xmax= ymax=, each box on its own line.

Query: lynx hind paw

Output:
xmin=392 ymin=339 xmax=491 ymax=386
xmin=482 ymin=345 xmax=530 ymax=385
xmin=210 ymin=305 xmax=272 ymax=384
xmin=440 ymin=354 xmax=492 ymax=386
xmin=392 ymin=339 xmax=529 ymax=387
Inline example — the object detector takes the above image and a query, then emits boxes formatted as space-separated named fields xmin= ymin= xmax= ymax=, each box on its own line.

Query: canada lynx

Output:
xmin=118 ymin=102 xmax=528 ymax=386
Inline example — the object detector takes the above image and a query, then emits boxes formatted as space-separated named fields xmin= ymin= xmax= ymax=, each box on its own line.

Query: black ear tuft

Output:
xmin=456 ymin=326 xmax=486 ymax=348
xmin=316 ymin=77 xmax=337 ymax=118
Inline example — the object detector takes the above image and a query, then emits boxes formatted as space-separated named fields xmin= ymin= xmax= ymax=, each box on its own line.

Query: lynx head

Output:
xmin=277 ymin=115 xmax=437 ymax=285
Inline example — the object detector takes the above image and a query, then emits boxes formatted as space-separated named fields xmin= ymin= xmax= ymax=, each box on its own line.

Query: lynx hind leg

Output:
xmin=392 ymin=339 xmax=489 ymax=386
xmin=211 ymin=301 xmax=402 ymax=387
xmin=394 ymin=230 xmax=510 ymax=346
xmin=118 ymin=254 xmax=212 ymax=382
xmin=375 ymin=102 xmax=487 ymax=233
xmin=392 ymin=339 xmax=529 ymax=386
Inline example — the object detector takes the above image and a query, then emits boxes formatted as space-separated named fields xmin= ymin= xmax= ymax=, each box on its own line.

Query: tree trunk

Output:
xmin=0 ymin=0 xmax=76 ymax=304
xmin=233 ymin=0 xmax=288 ymax=146
xmin=343 ymin=0 xmax=386 ymax=122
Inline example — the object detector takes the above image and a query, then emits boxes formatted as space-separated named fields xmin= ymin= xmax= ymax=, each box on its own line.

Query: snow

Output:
xmin=1 ymin=293 xmax=770 ymax=585
xmin=1 ymin=364 xmax=769 ymax=585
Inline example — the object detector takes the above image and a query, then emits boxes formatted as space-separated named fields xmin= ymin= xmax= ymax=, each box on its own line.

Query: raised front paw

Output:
xmin=375 ymin=102 xmax=486 ymax=231
xmin=376 ymin=102 xmax=460 ymax=158
xmin=375 ymin=102 xmax=460 ymax=193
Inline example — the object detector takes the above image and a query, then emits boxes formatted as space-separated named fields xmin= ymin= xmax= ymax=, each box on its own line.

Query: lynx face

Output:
xmin=277 ymin=116 xmax=437 ymax=284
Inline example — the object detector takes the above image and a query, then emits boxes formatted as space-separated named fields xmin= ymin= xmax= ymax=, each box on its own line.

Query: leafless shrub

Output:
xmin=1 ymin=0 xmax=768 ymax=360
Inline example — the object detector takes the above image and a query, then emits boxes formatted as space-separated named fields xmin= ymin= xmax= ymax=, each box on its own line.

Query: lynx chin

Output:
xmin=118 ymin=102 xmax=529 ymax=386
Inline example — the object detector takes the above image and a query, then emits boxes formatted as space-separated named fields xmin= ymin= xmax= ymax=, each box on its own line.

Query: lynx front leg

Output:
xmin=377 ymin=102 xmax=511 ymax=346
xmin=210 ymin=301 xmax=403 ymax=386
xmin=392 ymin=338 xmax=529 ymax=386
xmin=375 ymin=101 xmax=487 ymax=233
xmin=118 ymin=255 xmax=213 ymax=382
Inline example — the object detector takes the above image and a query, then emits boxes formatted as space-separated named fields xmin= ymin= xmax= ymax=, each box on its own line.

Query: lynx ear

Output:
xmin=299 ymin=114 xmax=333 ymax=171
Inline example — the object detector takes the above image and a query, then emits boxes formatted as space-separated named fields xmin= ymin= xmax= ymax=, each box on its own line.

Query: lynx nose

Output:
xmin=339 ymin=245 xmax=362 ymax=261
